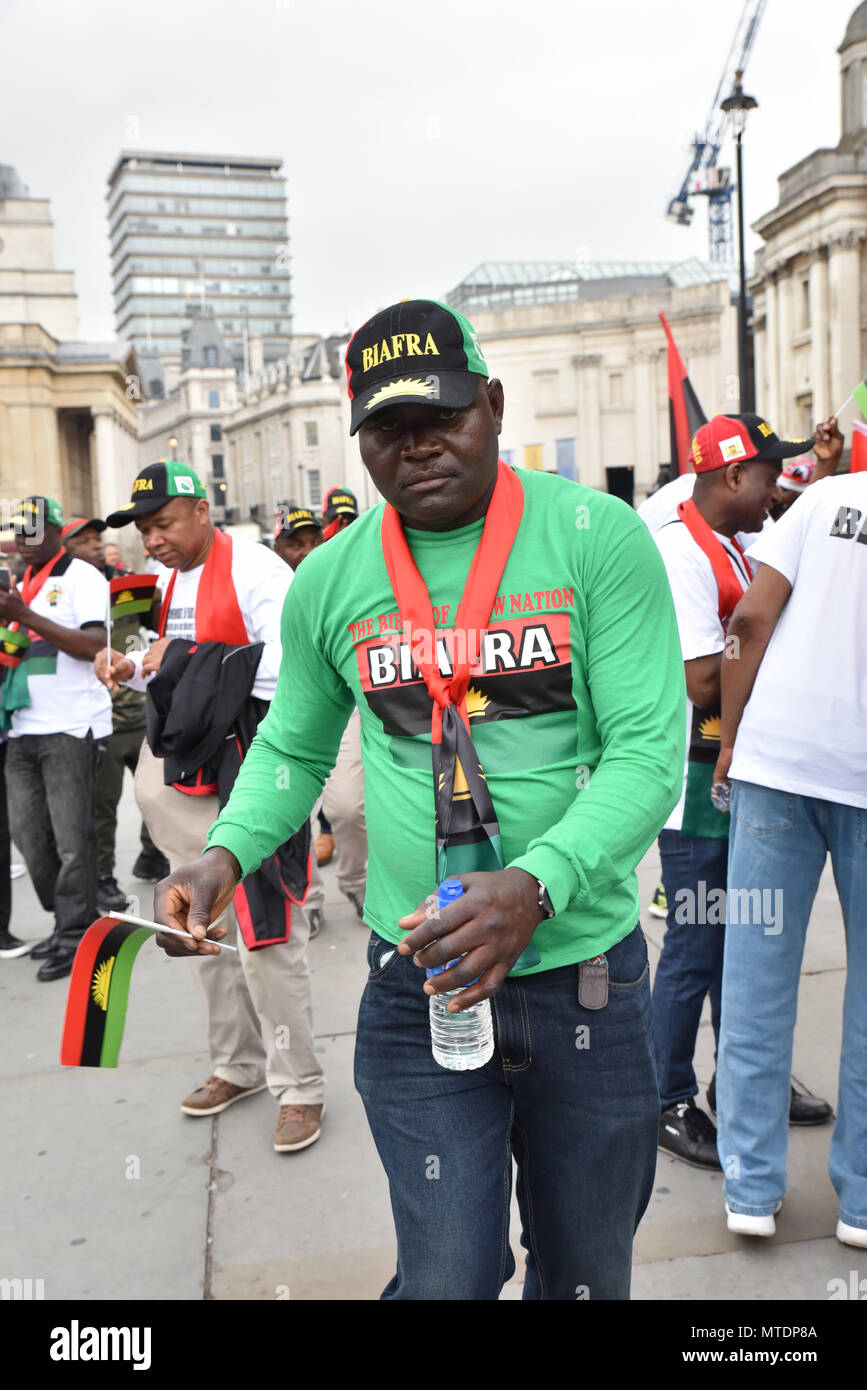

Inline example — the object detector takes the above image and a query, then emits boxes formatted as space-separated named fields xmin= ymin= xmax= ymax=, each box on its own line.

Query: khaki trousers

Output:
xmin=134 ymin=741 xmax=325 ymax=1106
xmin=321 ymin=709 xmax=367 ymax=900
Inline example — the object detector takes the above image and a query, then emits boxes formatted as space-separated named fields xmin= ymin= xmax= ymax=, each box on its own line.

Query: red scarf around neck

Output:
xmin=677 ymin=498 xmax=749 ymax=626
xmin=380 ymin=461 xmax=524 ymax=740
xmin=158 ymin=527 xmax=248 ymax=645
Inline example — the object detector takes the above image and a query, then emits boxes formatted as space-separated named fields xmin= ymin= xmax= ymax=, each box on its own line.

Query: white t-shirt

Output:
xmin=10 ymin=553 xmax=112 ymax=739
xmin=730 ymin=473 xmax=867 ymax=809
xmin=654 ymin=518 xmax=751 ymax=832
xmin=127 ymin=535 xmax=291 ymax=702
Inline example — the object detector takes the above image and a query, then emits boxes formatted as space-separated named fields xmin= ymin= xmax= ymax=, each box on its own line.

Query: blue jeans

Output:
xmin=653 ymin=829 xmax=728 ymax=1109
xmin=718 ymin=781 xmax=867 ymax=1226
xmin=354 ymin=923 xmax=658 ymax=1300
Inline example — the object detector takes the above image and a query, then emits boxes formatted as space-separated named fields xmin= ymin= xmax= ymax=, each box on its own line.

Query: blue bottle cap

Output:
xmin=427 ymin=879 xmax=465 ymax=977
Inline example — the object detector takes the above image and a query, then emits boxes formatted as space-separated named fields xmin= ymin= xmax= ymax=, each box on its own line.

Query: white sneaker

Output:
xmin=10 ymin=863 xmax=26 ymax=880
xmin=836 ymin=1219 xmax=867 ymax=1249
xmin=726 ymin=1202 xmax=781 ymax=1237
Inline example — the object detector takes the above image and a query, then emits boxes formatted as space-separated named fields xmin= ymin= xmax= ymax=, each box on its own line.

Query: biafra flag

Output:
xmin=60 ymin=917 xmax=152 ymax=1067
xmin=0 ymin=626 xmax=29 ymax=670
xmin=109 ymin=572 xmax=158 ymax=622
xmin=660 ymin=311 xmax=707 ymax=475
xmin=434 ymin=703 xmax=540 ymax=970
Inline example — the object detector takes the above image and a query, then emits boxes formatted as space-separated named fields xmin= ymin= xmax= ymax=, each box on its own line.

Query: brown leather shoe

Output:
xmin=274 ymin=1101 xmax=326 ymax=1152
xmin=181 ymin=1075 xmax=267 ymax=1116
xmin=315 ymin=832 xmax=335 ymax=865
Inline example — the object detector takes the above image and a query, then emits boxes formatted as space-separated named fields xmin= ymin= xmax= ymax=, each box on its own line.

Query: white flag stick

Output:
xmin=108 ymin=909 xmax=238 ymax=952
xmin=832 ymin=392 xmax=853 ymax=421
xmin=105 ymin=580 xmax=112 ymax=676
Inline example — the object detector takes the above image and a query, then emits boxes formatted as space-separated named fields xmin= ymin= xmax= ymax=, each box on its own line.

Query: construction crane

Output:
xmin=666 ymin=0 xmax=768 ymax=263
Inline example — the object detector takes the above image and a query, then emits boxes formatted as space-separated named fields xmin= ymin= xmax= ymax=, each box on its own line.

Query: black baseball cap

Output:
xmin=274 ymin=506 xmax=322 ymax=539
xmin=322 ymin=488 xmax=358 ymax=523
xmin=106 ymin=461 xmax=208 ymax=527
xmin=691 ymin=415 xmax=814 ymax=473
xmin=345 ymin=298 xmax=489 ymax=435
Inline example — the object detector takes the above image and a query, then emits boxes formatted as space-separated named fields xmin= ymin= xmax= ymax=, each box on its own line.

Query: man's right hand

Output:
xmin=153 ymin=848 xmax=242 ymax=957
xmin=94 ymin=647 xmax=135 ymax=693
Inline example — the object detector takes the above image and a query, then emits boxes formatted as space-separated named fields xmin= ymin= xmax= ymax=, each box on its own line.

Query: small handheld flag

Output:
xmin=850 ymin=418 xmax=867 ymax=473
xmin=60 ymin=911 xmax=236 ymax=1068
xmin=109 ymin=572 xmax=158 ymax=621
xmin=0 ymin=626 xmax=29 ymax=670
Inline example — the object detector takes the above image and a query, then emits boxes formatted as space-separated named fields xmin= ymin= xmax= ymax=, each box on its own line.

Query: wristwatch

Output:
xmin=536 ymin=878 xmax=555 ymax=919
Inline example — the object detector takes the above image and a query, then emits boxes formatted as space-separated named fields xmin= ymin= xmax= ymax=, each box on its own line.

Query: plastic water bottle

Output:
xmin=427 ymin=878 xmax=494 ymax=1071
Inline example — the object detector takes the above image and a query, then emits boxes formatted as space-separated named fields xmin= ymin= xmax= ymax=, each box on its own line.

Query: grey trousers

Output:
xmin=134 ymin=741 xmax=325 ymax=1106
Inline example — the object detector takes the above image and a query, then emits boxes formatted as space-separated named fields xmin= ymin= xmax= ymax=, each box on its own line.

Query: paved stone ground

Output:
xmin=2 ymin=778 xmax=863 ymax=1302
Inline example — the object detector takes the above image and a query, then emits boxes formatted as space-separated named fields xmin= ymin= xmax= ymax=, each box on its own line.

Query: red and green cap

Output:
xmin=62 ymin=516 xmax=106 ymax=541
xmin=345 ymin=298 xmax=488 ymax=435
xmin=12 ymin=495 xmax=64 ymax=532
xmin=106 ymin=460 xmax=207 ymax=527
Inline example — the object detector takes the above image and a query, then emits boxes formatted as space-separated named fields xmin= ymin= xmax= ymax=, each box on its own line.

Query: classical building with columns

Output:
xmin=0 ymin=165 xmax=140 ymax=523
xmin=446 ymin=260 xmax=739 ymax=499
xmin=750 ymin=3 xmax=867 ymax=442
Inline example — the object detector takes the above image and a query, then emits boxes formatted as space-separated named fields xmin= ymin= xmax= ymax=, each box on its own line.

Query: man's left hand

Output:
xmin=0 ymin=580 xmax=29 ymax=627
xmin=397 ymin=867 xmax=545 ymax=1012
xmin=141 ymin=635 xmax=172 ymax=677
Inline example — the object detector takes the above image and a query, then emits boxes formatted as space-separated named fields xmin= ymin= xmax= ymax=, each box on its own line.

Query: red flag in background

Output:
xmin=660 ymin=313 xmax=707 ymax=475
xmin=850 ymin=418 xmax=867 ymax=473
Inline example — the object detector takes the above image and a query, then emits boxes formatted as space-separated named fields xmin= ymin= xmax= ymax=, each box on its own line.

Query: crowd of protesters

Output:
xmin=1 ymin=295 xmax=864 ymax=1298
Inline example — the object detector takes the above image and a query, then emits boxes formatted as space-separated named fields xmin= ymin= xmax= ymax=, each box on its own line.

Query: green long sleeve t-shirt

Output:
xmin=207 ymin=468 xmax=685 ymax=971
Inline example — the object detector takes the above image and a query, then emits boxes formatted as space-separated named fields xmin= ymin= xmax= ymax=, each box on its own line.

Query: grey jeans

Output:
xmin=6 ymin=731 xmax=99 ymax=949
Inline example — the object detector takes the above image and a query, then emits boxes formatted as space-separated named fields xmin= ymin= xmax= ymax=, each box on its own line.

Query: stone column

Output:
xmin=776 ymin=267 xmax=794 ymax=432
xmin=631 ymin=348 xmax=656 ymax=491
xmin=828 ymin=231 xmax=864 ymax=416
xmin=808 ymin=246 xmax=830 ymax=420
xmin=764 ymin=273 xmax=779 ymax=426
xmin=572 ymin=354 xmax=602 ymax=488
xmin=91 ymin=407 xmax=116 ymax=519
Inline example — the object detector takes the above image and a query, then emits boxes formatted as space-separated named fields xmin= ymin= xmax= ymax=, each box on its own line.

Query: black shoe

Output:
xmin=707 ymin=1073 xmax=833 ymax=1127
xmin=36 ymin=949 xmax=76 ymax=982
xmin=307 ymin=908 xmax=324 ymax=940
xmin=346 ymin=891 xmax=365 ymax=922
xmin=0 ymin=930 xmax=32 ymax=959
xmin=659 ymin=1098 xmax=722 ymax=1170
xmin=98 ymin=875 xmax=130 ymax=913
xmin=31 ymin=932 xmax=60 ymax=960
xmin=132 ymin=850 xmax=171 ymax=882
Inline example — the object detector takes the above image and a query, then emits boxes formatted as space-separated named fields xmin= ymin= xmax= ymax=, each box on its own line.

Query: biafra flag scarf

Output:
xmin=0 ymin=550 xmax=67 ymax=728
xmin=676 ymin=498 xmax=749 ymax=628
xmin=381 ymin=460 xmax=540 ymax=968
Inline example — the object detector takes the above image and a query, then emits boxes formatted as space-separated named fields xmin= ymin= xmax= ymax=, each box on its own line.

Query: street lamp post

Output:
xmin=722 ymin=71 xmax=758 ymax=414
xmin=167 ymin=436 xmax=178 ymax=461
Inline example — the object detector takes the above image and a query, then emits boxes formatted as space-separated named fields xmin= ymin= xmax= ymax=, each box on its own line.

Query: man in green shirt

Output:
xmin=154 ymin=298 xmax=685 ymax=1300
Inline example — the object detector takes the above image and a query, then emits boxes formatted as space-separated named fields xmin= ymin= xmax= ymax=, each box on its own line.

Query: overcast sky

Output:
xmin=1 ymin=0 xmax=858 ymax=341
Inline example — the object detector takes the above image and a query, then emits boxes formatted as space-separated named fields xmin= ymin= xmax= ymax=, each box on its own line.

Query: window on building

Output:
xmin=223 ymin=321 xmax=234 ymax=331
xmin=208 ymin=390 xmax=220 ymax=408
xmin=212 ymin=483 xmax=227 ymax=507
xmin=524 ymin=445 xmax=543 ymax=471
xmin=800 ymin=278 xmax=811 ymax=331
xmin=212 ymin=454 xmax=225 ymax=478
xmin=307 ymin=469 xmax=322 ymax=508
xmin=556 ymin=438 xmax=577 ymax=481
xmin=304 ymin=421 xmax=319 ymax=448
xmin=609 ymin=372 xmax=624 ymax=406
xmin=204 ymin=346 xmax=218 ymax=367
xmin=210 ymin=423 xmax=222 ymax=442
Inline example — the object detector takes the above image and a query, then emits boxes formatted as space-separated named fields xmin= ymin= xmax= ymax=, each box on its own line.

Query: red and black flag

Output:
xmin=60 ymin=917 xmax=152 ymax=1067
xmin=109 ymin=572 xmax=158 ymax=622
xmin=0 ymin=626 xmax=29 ymax=670
xmin=660 ymin=312 xmax=707 ymax=475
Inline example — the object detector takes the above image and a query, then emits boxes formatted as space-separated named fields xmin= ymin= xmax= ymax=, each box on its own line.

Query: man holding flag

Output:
xmin=0 ymin=497 xmax=111 ymax=980
xmin=153 ymin=297 xmax=686 ymax=1300
xmin=61 ymin=516 xmax=168 ymax=912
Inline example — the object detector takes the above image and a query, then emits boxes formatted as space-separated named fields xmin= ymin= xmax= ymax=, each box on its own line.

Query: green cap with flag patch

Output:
xmin=345 ymin=298 xmax=488 ymax=435
xmin=105 ymin=460 xmax=208 ymax=527
xmin=12 ymin=495 xmax=64 ymax=532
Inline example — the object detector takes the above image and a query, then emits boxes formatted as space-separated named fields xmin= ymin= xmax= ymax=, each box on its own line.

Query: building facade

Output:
xmin=0 ymin=167 xmax=139 ymax=522
xmin=223 ymin=336 xmax=347 ymax=529
xmin=107 ymin=151 xmax=292 ymax=380
xmin=447 ymin=261 xmax=740 ymax=497
xmin=750 ymin=3 xmax=867 ymax=443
